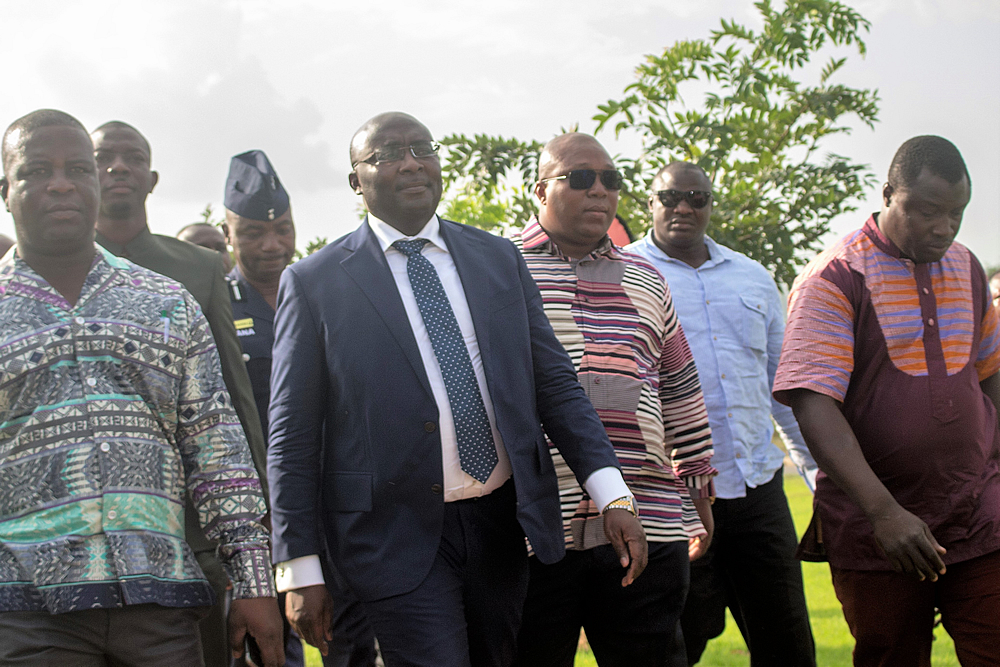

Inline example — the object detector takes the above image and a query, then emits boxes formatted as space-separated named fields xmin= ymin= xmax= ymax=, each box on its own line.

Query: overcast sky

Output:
xmin=3 ymin=0 xmax=998 ymax=268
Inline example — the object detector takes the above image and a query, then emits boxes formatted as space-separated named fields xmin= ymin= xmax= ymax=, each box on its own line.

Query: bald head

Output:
xmin=3 ymin=109 xmax=88 ymax=179
xmin=652 ymin=161 xmax=711 ymax=188
xmin=537 ymin=133 xmax=611 ymax=180
xmin=350 ymin=112 xmax=427 ymax=166
xmin=91 ymin=121 xmax=151 ymax=157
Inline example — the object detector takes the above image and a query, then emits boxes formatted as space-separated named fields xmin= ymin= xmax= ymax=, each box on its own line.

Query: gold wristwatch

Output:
xmin=602 ymin=495 xmax=638 ymax=517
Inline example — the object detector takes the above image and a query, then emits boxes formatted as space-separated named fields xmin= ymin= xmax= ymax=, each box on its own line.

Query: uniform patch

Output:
xmin=234 ymin=318 xmax=254 ymax=330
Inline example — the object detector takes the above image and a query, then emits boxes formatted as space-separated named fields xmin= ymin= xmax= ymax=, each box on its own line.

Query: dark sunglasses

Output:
xmin=353 ymin=141 xmax=440 ymax=168
xmin=539 ymin=169 xmax=623 ymax=191
xmin=655 ymin=189 xmax=713 ymax=209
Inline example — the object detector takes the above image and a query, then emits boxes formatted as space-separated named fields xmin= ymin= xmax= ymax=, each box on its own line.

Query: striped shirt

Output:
xmin=774 ymin=215 xmax=1000 ymax=569
xmin=513 ymin=219 xmax=716 ymax=546
xmin=0 ymin=247 xmax=274 ymax=613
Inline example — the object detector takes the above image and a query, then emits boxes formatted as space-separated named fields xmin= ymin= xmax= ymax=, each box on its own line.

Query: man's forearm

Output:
xmin=787 ymin=389 xmax=898 ymax=521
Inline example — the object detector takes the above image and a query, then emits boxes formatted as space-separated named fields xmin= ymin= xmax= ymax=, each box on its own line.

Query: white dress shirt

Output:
xmin=276 ymin=215 xmax=630 ymax=592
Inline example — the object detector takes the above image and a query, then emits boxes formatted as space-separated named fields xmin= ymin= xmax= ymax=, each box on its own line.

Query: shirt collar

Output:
xmin=368 ymin=213 xmax=446 ymax=255
xmin=521 ymin=217 xmax=618 ymax=260
xmin=863 ymin=213 xmax=904 ymax=260
xmin=0 ymin=245 xmax=127 ymax=309
xmin=636 ymin=230 xmax=728 ymax=268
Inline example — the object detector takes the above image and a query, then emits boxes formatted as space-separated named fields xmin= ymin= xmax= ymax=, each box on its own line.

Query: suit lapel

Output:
xmin=440 ymin=220 xmax=491 ymax=359
xmin=340 ymin=221 xmax=433 ymax=397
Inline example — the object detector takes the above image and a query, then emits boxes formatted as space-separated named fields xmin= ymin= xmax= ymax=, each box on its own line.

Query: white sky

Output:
xmin=3 ymin=0 xmax=998 ymax=267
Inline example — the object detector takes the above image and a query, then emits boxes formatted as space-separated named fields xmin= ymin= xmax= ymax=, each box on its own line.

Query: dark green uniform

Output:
xmin=97 ymin=227 xmax=268 ymax=667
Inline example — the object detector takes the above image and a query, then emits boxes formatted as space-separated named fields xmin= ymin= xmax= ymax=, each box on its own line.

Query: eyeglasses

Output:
xmin=655 ymin=189 xmax=713 ymax=209
xmin=538 ymin=169 xmax=623 ymax=191
xmin=353 ymin=141 xmax=440 ymax=168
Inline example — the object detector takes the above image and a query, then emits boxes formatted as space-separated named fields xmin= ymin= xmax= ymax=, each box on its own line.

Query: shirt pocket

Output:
xmin=740 ymin=293 xmax=768 ymax=352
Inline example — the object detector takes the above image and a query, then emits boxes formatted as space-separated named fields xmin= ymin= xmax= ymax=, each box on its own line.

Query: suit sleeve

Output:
xmin=267 ymin=267 xmax=328 ymax=564
xmin=203 ymin=255 xmax=269 ymax=499
xmin=513 ymin=243 xmax=621 ymax=486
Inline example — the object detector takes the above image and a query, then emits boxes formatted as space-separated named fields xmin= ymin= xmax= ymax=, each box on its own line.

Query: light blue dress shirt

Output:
xmin=628 ymin=233 xmax=818 ymax=498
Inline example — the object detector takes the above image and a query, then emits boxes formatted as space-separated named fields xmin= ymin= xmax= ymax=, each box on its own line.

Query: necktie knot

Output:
xmin=392 ymin=238 xmax=430 ymax=257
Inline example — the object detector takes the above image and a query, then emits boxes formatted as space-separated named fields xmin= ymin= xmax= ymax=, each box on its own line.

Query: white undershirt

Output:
xmin=275 ymin=214 xmax=630 ymax=592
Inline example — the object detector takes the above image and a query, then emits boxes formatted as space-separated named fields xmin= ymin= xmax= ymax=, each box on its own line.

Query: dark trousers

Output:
xmin=360 ymin=480 xmax=528 ymax=667
xmin=0 ymin=603 xmax=208 ymax=666
xmin=515 ymin=540 xmax=689 ymax=667
xmin=831 ymin=548 xmax=1000 ymax=667
xmin=196 ymin=549 xmax=231 ymax=667
xmin=321 ymin=556 xmax=379 ymax=667
xmin=682 ymin=468 xmax=815 ymax=666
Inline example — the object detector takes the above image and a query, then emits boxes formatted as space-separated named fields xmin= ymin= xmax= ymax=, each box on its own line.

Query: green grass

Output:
xmin=305 ymin=473 xmax=962 ymax=666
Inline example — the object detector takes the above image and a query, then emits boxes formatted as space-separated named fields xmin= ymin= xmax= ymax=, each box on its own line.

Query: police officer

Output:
xmin=223 ymin=150 xmax=378 ymax=667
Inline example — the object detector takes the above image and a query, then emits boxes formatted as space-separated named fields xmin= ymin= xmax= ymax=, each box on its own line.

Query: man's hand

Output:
xmin=603 ymin=509 xmax=648 ymax=586
xmin=286 ymin=584 xmax=333 ymax=656
xmin=688 ymin=497 xmax=714 ymax=562
xmin=870 ymin=504 xmax=947 ymax=581
xmin=228 ymin=597 xmax=285 ymax=667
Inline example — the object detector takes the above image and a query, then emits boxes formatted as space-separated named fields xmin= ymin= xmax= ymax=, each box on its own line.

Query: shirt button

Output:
xmin=923 ymin=288 xmax=930 ymax=294
xmin=706 ymin=300 xmax=710 ymax=304
xmin=100 ymin=442 xmax=111 ymax=452
xmin=713 ymin=336 xmax=717 ymax=340
xmin=721 ymin=373 xmax=726 ymax=379
xmin=594 ymin=377 xmax=601 ymax=385
xmin=431 ymin=484 xmax=442 ymax=495
xmin=728 ymin=412 xmax=733 ymax=418
xmin=74 ymin=317 xmax=85 ymax=325
xmin=735 ymin=452 xmax=743 ymax=459
xmin=424 ymin=422 xmax=436 ymax=433
xmin=242 ymin=353 xmax=250 ymax=362
xmin=928 ymin=318 xmax=935 ymax=326
xmin=107 ymin=511 xmax=117 ymax=520
xmin=86 ymin=378 xmax=97 ymax=387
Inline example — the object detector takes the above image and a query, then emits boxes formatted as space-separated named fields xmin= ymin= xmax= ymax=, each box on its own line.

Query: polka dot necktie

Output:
xmin=393 ymin=238 xmax=498 ymax=483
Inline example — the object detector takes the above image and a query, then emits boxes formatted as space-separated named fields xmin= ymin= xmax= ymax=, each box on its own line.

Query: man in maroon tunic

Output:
xmin=774 ymin=135 xmax=1000 ymax=666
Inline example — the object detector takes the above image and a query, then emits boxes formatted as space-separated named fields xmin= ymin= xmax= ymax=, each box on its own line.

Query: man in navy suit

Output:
xmin=266 ymin=111 xmax=648 ymax=667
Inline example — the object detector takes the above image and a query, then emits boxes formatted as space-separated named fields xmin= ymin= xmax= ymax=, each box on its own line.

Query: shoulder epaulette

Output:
xmin=228 ymin=277 xmax=245 ymax=302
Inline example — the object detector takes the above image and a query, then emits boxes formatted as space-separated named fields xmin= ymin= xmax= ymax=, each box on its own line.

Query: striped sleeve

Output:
xmin=977 ymin=296 xmax=1000 ymax=381
xmin=773 ymin=267 xmax=856 ymax=405
xmin=659 ymin=284 xmax=716 ymax=498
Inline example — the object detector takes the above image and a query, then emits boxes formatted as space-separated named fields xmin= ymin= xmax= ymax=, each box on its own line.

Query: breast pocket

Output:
xmin=740 ymin=293 xmax=768 ymax=352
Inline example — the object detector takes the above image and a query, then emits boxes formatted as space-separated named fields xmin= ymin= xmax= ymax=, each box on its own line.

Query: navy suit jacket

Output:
xmin=267 ymin=218 xmax=620 ymax=602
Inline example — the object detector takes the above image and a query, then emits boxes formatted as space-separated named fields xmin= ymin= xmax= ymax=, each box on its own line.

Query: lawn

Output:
xmin=305 ymin=471 xmax=962 ymax=666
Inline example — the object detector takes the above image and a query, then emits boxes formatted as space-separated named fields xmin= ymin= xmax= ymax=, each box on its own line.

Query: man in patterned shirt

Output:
xmin=775 ymin=136 xmax=1000 ymax=665
xmin=512 ymin=133 xmax=716 ymax=666
xmin=0 ymin=109 xmax=283 ymax=666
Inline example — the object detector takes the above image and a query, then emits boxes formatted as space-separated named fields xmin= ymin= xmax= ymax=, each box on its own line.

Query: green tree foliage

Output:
xmin=438 ymin=134 xmax=545 ymax=233
xmin=594 ymin=0 xmax=880 ymax=285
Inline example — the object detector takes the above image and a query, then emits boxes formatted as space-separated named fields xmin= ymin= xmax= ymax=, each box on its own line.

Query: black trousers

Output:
xmin=681 ymin=468 xmax=815 ymax=667
xmin=360 ymin=480 xmax=528 ymax=667
xmin=516 ymin=540 xmax=690 ymax=667
xmin=0 ymin=603 xmax=208 ymax=666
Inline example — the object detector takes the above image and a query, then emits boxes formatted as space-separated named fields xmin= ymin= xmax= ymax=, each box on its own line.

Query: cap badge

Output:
xmin=268 ymin=208 xmax=275 ymax=220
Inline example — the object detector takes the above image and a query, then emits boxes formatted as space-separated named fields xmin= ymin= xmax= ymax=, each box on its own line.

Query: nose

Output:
xmin=107 ymin=154 xmax=130 ymax=173
xmin=260 ymin=231 xmax=282 ymax=252
xmin=586 ymin=173 xmax=608 ymax=197
xmin=397 ymin=149 xmax=422 ymax=172
xmin=673 ymin=197 xmax=694 ymax=215
xmin=47 ymin=168 xmax=76 ymax=194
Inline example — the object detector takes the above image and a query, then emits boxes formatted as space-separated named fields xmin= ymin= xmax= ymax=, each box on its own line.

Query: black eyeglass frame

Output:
xmin=352 ymin=141 xmax=441 ymax=168
xmin=654 ymin=189 xmax=713 ymax=209
xmin=538 ymin=169 xmax=624 ymax=191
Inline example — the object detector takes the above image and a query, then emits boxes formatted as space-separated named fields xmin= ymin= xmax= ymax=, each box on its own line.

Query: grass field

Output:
xmin=305 ymin=472 xmax=962 ymax=666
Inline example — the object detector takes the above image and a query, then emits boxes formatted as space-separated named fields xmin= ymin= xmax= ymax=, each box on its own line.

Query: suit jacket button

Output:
xmin=424 ymin=422 xmax=436 ymax=433
xmin=431 ymin=484 xmax=443 ymax=495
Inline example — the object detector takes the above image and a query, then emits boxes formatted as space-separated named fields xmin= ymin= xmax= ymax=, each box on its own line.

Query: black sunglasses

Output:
xmin=353 ymin=141 xmax=440 ymax=168
xmin=539 ymin=169 xmax=623 ymax=191
xmin=655 ymin=189 xmax=713 ymax=209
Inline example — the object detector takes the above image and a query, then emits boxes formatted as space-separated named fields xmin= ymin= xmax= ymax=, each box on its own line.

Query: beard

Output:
xmin=100 ymin=199 xmax=134 ymax=220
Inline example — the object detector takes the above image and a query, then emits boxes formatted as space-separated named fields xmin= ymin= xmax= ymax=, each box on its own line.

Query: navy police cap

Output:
xmin=224 ymin=150 xmax=289 ymax=221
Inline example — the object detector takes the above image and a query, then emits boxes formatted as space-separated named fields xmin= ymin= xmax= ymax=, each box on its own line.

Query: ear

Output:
xmin=149 ymin=171 xmax=159 ymax=194
xmin=221 ymin=222 xmax=231 ymax=245
xmin=0 ymin=177 xmax=8 ymax=211
xmin=648 ymin=195 xmax=655 ymax=211
xmin=882 ymin=182 xmax=894 ymax=207
xmin=534 ymin=180 xmax=547 ymax=205
xmin=349 ymin=172 xmax=362 ymax=194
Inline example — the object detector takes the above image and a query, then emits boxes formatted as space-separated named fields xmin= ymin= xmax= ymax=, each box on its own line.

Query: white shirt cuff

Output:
xmin=274 ymin=555 xmax=326 ymax=592
xmin=583 ymin=466 xmax=632 ymax=513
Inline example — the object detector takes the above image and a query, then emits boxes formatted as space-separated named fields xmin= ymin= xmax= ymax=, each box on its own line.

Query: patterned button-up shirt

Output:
xmin=0 ymin=247 xmax=274 ymax=613
xmin=774 ymin=215 xmax=1000 ymax=570
xmin=513 ymin=219 xmax=716 ymax=546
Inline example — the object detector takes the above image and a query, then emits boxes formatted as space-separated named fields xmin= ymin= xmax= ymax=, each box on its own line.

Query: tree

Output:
xmin=437 ymin=0 xmax=879 ymax=286
xmin=594 ymin=0 xmax=879 ymax=286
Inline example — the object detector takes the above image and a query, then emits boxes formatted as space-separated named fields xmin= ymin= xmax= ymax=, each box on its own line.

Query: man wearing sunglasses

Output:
xmin=266 ymin=113 xmax=646 ymax=667
xmin=512 ymin=134 xmax=717 ymax=666
xmin=627 ymin=162 xmax=817 ymax=666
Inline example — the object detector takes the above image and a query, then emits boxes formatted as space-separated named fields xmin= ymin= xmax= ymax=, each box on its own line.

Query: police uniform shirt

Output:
xmin=227 ymin=266 xmax=275 ymax=440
